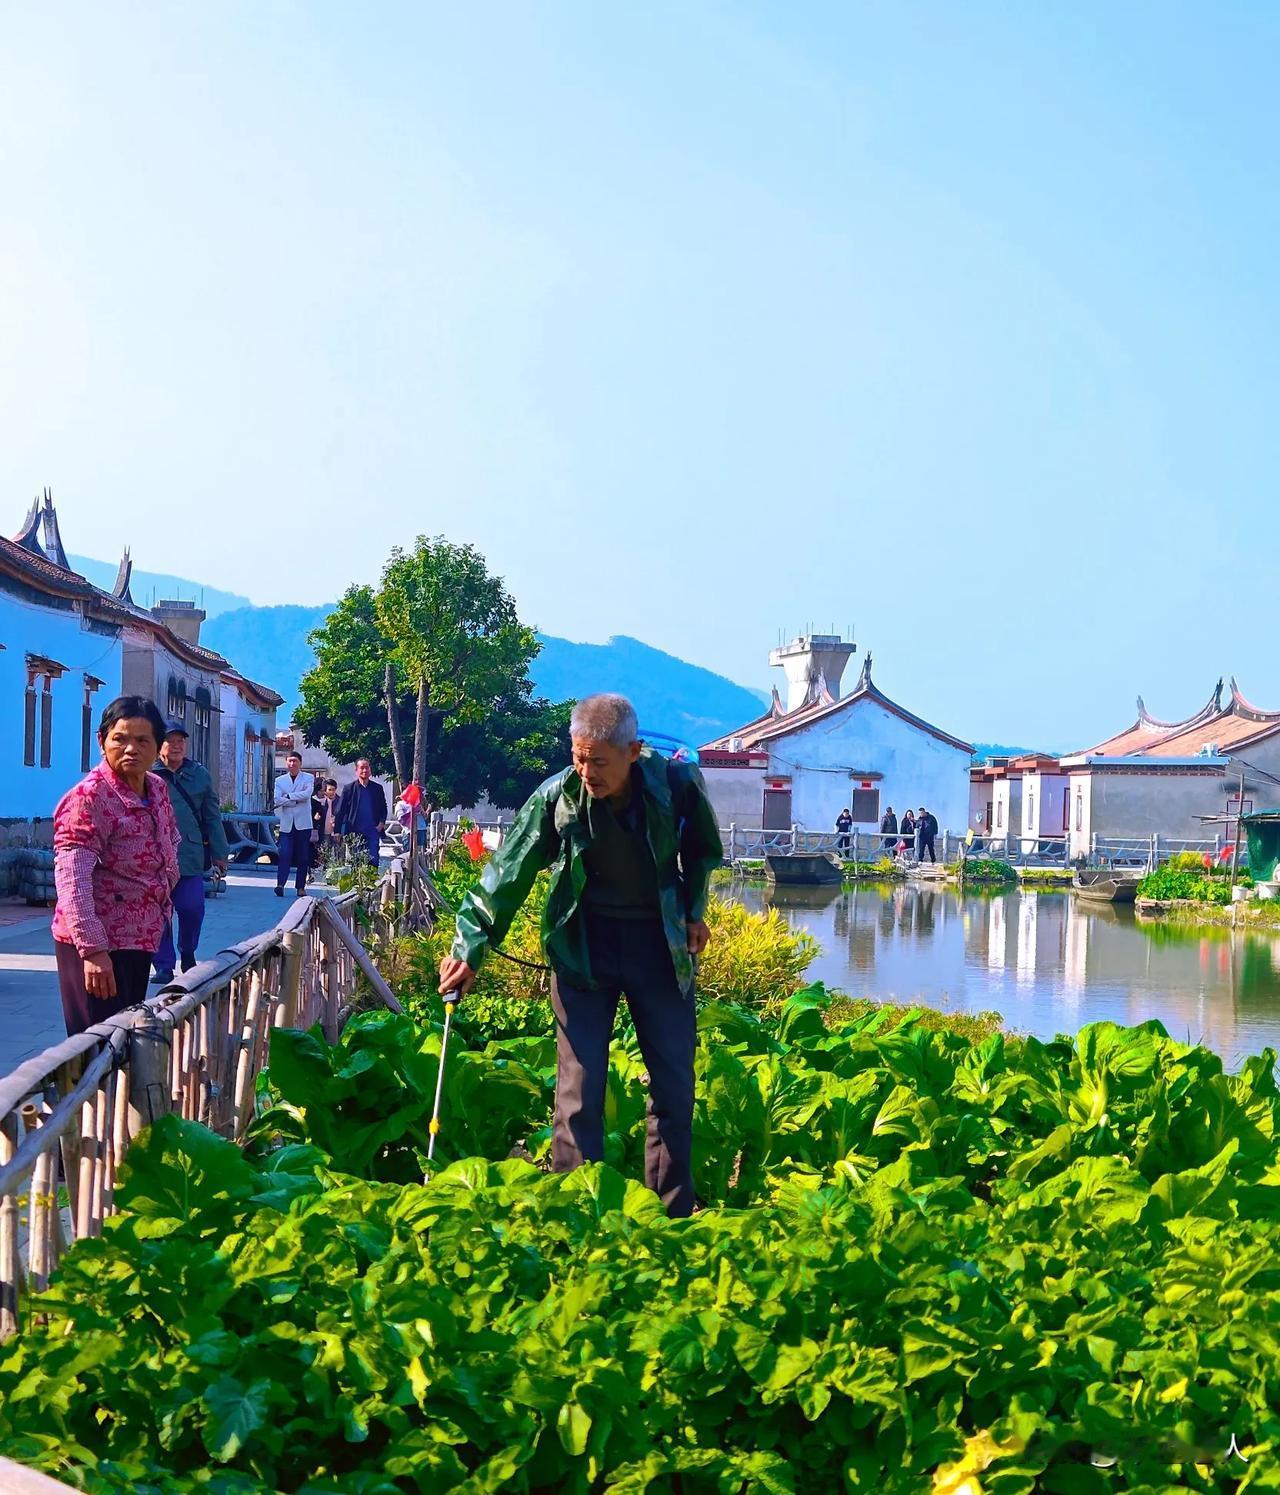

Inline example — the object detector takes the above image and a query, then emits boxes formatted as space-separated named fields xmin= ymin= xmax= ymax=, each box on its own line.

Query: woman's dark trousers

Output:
xmin=56 ymin=942 xmax=152 ymax=1036
xmin=551 ymin=914 xmax=697 ymax=1218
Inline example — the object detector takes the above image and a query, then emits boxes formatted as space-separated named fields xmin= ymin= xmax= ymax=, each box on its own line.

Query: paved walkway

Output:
xmin=0 ymin=867 xmax=323 ymax=1076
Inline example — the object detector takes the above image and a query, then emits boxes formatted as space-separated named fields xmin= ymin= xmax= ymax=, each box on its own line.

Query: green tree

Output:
xmin=375 ymin=537 xmax=540 ymax=789
xmin=294 ymin=586 xmax=413 ymax=779
xmin=296 ymin=539 xmax=568 ymax=809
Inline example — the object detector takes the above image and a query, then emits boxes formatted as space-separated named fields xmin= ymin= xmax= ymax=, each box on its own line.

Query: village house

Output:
xmin=1 ymin=492 xmax=281 ymax=842
xmin=1058 ymin=679 xmax=1280 ymax=858
xmin=700 ymin=634 xmax=973 ymax=836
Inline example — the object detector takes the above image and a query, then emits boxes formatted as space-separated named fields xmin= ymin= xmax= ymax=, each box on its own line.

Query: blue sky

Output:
xmin=3 ymin=4 xmax=1277 ymax=747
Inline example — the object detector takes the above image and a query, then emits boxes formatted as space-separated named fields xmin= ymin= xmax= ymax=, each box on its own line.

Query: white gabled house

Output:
xmin=699 ymin=635 xmax=973 ymax=836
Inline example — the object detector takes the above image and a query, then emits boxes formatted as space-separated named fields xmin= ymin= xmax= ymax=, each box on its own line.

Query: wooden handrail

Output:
xmin=0 ymin=858 xmax=414 ymax=1344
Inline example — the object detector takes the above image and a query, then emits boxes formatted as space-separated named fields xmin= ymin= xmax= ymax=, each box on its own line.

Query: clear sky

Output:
xmin=3 ymin=4 xmax=1277 ymax=748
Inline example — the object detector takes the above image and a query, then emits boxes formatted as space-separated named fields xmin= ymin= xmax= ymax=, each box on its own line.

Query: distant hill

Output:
xmin=203 ymin=609 xmax=763 ymax=743
xmin=203 ymin=604 xmax=335 ymax=716
xmin=530 ymin=634 xmax=764 ymax=746
xmin=70 ymin=556 xmax=792 ymax=744
xmin=68 ymin=554 xmax=250 ymax=618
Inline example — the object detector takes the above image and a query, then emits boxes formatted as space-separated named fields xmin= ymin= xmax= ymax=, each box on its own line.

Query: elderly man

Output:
xmin=151 ymin=719 xmax=229 ymax=982
xmin=336 ymin=758 xmax=388 ymax=869
xmin=439 ymin=693 xmax=723 ymax=1216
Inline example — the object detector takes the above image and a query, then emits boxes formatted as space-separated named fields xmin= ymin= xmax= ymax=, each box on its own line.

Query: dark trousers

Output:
xmin=56 ymin=941 xmax=152 ymax=1037
xmin=154 ymin=873 xmax=206 ymax=975
xmin=920 ymin=834 xmax=936 ymax=863
xmin=836 ymin=833 xmax=850 ymax=854
xmin=276 ymin=828 xmax=311 ymax=892
xmin=356 ymin=829 xmax=379 ymax=867
xmin=551 ymin=914 xmax=697 ymax=1218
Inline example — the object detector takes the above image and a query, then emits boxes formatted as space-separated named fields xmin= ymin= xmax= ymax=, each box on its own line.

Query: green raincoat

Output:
xmin=451 ymin=748 xmax=724 ymax=995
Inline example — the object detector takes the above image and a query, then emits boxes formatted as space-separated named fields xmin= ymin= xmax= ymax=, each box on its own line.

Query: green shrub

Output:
xmin=960 ymin=857 xmax=1017 ymax=884
xmin=1138 ymin=863 xmax=1254 ymax=904
xmin=698 ymin=897 xmax=819 ymax=1007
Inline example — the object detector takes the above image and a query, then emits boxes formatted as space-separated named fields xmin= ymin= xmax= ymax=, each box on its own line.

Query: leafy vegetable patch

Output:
xmin=4 ymin=991 xmax=1280 ymax=1492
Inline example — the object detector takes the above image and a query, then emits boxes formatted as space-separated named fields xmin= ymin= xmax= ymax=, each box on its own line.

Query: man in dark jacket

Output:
xmin=881 ymin=806 xmax=898 ymax=852
xmin=438 ymin=693 xmax=724 ymax=1218
xmin=917 ymin=806 xmax=939 ymax=864
xmin=335 ymin=760 xmax=388 ymax=868
xmin=834 ymin=807 xmax=853 ymax=856
xmin=151 ymin=721 xmax=229 ymax=981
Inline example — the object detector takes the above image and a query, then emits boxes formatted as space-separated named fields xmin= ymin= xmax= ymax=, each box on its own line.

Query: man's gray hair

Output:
xmin=570 ymin=693 xmax=639 ymax=748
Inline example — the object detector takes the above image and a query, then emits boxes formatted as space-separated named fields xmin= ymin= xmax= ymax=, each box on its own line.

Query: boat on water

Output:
xmin=764 ymin=851 xmax=845 ymax=887
xmin=1073 ymin=869 xmax=1141 ymax=904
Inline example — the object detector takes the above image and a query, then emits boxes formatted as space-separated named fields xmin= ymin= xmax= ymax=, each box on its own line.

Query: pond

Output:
xmin=728 ymin=880 xmax=1280 ymax=1069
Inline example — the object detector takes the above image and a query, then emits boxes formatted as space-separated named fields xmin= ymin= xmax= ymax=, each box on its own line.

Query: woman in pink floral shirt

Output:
xmin=52 ymin=696 xmax=181 ymax=1035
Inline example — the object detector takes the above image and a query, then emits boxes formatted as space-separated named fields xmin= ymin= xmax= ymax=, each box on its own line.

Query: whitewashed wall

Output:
xmin=700 ymin=765 xmax=767 ymax=828
xmin=769 ymin=697 xmax=971 ymax=834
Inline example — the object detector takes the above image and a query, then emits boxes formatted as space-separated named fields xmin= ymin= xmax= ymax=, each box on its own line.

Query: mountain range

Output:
xmin=74 ymin=556 xmax=1007 ymax=754
xmin=97 ymin=585 xmax=773 ymax=746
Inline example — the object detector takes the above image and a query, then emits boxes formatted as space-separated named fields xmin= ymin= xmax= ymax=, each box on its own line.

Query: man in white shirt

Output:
xmin=273 ymin=750 xmax=315 ymax=897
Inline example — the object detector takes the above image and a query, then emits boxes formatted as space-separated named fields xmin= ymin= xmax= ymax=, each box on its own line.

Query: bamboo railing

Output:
xmin=0 ymin=860 xmax=414 ymax=1341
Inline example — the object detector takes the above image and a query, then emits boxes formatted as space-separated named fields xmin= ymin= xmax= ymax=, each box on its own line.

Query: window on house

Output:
xmin=23 ymin=676 xmax=36 ymax=767
xmin=39 ymin=675 xmax=53 ymax=768
xmin=243 ymin=729 xmax=255 ymax=807
xmin=1075 ymin=787 xmax=1083 ymax=832
xmin=850 ymin=788 xmax=880 ymax=823
xmin=1027 ymin=793 xmax=1036 ymax=830
xmin=192 ymin=689 xmax=213 ymax=767
xmin=260 ymin=733 xmax=273 ymax=809
xmin=996 ymin=800 xmax=1003 ymax=829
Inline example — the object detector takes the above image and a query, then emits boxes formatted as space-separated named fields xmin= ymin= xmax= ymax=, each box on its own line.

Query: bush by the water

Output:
xmin=960 ymin=857 xmax=1017 ymax=884
xmin=1138 ymin=858 xmax=1254 ymax=906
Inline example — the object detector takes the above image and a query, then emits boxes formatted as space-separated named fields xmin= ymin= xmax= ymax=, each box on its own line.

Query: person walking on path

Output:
xmin=917 ymin=806 xmax=938 ymax=864
xmin=881 ymin=806 xmax=898 ymax=852
xmin=438 ymin=693 xmax=724 ymax=1218
xmin=834 ymin=807 xmax=853 ymax=856
xmin=273 ymin=750 xmax=315 ymax=896
xmin=315 ymin=778 xmax=342 ymax=863
xmin=335 ymin=759 xmax=388 ymax=869
xmin=899 ymin=809 xmax=916 ymax=859
xmin=51 ymin=696 xmax=180 ymax=1036
xmin=151 ymin=720 xmax=229 ymax=982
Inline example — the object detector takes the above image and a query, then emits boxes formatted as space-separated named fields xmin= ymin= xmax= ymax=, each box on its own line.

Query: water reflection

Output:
xmin=732 ymin=881 xmax=1280 ymax=1068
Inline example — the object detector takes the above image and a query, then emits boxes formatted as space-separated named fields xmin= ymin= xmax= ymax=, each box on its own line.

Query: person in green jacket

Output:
xmin=438 ymin=693 xmax=723 ymax=1217
xmin=151 ymin=720 xmax=230 ymax=983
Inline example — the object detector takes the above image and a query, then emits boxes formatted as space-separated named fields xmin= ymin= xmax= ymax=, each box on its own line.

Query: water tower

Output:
xmin=768 ymin=633 xmax=857 ymax=713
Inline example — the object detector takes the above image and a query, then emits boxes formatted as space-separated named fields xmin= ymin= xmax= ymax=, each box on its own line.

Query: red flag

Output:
xmin=402 ymin=783 xmax=422 ymax=808
xmin=462 ymin=828 xmax=485 ymax=862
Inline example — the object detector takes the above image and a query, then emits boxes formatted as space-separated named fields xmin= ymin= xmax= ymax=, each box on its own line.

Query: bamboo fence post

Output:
xmin=23 ymin=1103 xmax=53 ymax=1295
xmin=0 ymin=1112 xmax=22 ymax=1337
xmin=196 ymin=999 xmax=213 ymax=1125
xmin=57 ymin=1059 xmax=84 ymax=1248
xmin=127 ymin=1016 xmax=173 ymax=1141
xmin=278 ymin=930 xmax=305 ymax=1029
xmin=231 ymin=969 xmax=264 ymax=1140
xmin=75 ymin=1096 xmax=96 ymax=1241
xmin=323 ymin=928 xmax=341 ymax=1044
